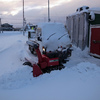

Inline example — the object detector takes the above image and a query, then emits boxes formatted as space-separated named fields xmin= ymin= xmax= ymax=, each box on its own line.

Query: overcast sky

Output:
xmin=0 ymin=0 xmax=100 ymax=27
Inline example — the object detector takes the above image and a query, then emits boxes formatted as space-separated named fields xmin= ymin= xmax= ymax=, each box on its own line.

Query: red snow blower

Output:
xmin=24 ymin=43 xmax=72 ymax=77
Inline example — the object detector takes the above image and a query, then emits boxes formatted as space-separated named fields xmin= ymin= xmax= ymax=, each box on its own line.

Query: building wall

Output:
xmin=66 ymin=12 xmax=89 ymax=50
xmin=1 ymin=23 xmax=14 ymax=31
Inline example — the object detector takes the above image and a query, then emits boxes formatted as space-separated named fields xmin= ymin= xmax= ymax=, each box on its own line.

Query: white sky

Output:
xmin=0 ymin=0 xmax=100 ymax=27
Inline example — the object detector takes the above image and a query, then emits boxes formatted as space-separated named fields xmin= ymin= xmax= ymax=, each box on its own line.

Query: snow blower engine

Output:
xmin=24 ymin=43 xmax=72 ymax=77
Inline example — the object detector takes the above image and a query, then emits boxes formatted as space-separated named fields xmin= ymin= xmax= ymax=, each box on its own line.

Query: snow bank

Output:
xmin=0 ymin=61 xmax=100 ymax=100
xmin=0 ymin=32 xmax=100 ymax=100
xmin=37 ymin=22 xmax=71 ymax=51
xmin=0 ymin=32 xmax=27 ymax=76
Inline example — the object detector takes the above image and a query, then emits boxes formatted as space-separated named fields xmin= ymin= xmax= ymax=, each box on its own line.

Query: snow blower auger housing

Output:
xmin=25 ymin=43 xmax=72 ymax=77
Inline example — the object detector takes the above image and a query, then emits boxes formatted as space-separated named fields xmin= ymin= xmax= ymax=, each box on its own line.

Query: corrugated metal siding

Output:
xmin=66 ymin=12 xmax=89 ymax=50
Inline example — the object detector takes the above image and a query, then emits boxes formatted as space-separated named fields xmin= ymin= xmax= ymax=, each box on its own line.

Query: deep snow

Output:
xmin=0 ymin=31 xmax=100 ymax=100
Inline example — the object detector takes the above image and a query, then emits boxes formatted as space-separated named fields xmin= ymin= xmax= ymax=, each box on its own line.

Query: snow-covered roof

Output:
xmin=88 ymin=7 xmax=100 ymax=14
xmin=76 ymin=6 xmax=89 ymax=12
xmin=67 ymin=6 xmax=100 ymax=17
xmin=28 ymin=29 xmax=35 ymax=32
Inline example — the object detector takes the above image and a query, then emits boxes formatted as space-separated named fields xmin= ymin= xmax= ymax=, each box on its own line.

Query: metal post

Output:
xmin=23 ymin=0 xmax=25 ymax=35
xmin=0 ymin=18 xmax=1 ymax=33
xmin=48 ymin=0 xmax=50 ymax=22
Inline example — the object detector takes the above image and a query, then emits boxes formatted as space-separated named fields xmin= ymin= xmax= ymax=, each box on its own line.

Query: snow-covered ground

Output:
xmin=0 ymin=31 xmax=100 ymax=100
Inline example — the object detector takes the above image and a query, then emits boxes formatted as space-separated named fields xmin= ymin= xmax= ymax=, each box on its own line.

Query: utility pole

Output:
xmin=48 ymin=0 xmax=50 ymax=22
xmin=0 ymin=14 xmax=2 ymax=33
xmin=23 ymin=0 xmax=25 ymax=35
xmin=0 ymin=18 xmax=1 ymax=33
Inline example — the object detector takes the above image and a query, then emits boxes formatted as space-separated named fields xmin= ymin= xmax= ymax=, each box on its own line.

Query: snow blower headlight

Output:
xmin=42 ymin=46 xmax=47 ymax=54
xmin=42 ymin=47 xmax=45 ymax=51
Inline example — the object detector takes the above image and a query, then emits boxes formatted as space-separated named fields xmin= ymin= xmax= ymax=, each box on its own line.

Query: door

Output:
xmin=90 ymin=27 xmax=100 ymax=56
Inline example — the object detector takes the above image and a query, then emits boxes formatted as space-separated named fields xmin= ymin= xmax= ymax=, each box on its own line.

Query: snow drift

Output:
xmin=0 ymin=32 xmax=100 ymax=100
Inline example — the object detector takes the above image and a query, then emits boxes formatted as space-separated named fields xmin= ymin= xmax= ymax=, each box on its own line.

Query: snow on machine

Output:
xmin=24 ymin=22 xmax=72 ymax=77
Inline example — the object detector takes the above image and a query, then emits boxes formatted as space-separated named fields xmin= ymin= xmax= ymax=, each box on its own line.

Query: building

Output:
xmin=66 ymin=6 xmax=100 ymax=57
xmin=1 ymin=23 xmax=14 ymax=31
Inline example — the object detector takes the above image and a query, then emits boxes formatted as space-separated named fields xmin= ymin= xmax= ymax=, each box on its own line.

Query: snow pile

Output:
xmin=76 ymin=6 xmax=100 ymax=13
xmin=89 ymin=11 xmax=95 ymax=20
xmin=0 ymin=32 xmax=100 ymax=100
xmin=0 ymin=61 xmax=100 ymax=100
xmin=0 ymin=32 xmax=27 ymax=76
xmin=76 ymin=6 xmax=89 ymax=12
xmin=69 ymin=6 xmax=100 ymax=18
xmin=37 ymin=22 xmax=71 ymax=51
